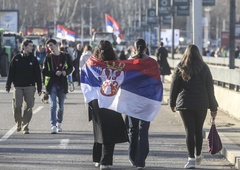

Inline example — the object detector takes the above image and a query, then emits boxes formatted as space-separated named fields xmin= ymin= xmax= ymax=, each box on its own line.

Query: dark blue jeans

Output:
xmin=49 ymin=84 xmax=66 ymax=127
xmin=128 ymin=116 xmax=150 ymax=167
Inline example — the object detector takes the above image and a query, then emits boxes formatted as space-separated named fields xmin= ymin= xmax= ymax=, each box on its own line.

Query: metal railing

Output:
xmin=153 ymin=54 xmax=240 ymax=92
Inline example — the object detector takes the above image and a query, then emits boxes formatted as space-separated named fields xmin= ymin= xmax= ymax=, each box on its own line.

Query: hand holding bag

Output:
xmin=207 ymin=120 xmax=223 ymax=155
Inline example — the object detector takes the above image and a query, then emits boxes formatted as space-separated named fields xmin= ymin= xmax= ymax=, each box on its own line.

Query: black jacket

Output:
xmin=169 ymin=63 xmax=218 ymax=111
xmin=6 ymin=53 xmax=42 ymax=93
xmin=155 ymin=47 xmax=171 ymax=75
xmin=42 ymin=52 xmax=73 ymax=93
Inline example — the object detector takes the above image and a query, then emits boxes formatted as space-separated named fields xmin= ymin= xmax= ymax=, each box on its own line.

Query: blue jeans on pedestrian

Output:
xmin=128 ymin=116 xmax=150 ymax=168
xmin=49 ymin=84 xmax=66 ymax=127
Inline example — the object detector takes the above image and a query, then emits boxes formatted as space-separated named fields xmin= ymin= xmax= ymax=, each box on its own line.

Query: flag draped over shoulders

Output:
xmin=81 ymin=56 xmax=163 ymax=121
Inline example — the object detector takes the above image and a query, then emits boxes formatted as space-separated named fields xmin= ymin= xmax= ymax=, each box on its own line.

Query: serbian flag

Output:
xmin=56 ymin=24 xmax=76 ymax=41
xmin=81 ymin=56 xmax=163 ymax=121
xmin=105 ymin=14 xmax=123 ymax=39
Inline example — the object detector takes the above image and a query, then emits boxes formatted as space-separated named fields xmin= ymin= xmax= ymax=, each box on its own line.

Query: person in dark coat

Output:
xmin=42 ymin=39 xmax=74 ymax=134
xmin=119 ymin=48 xmax=126 ymax=60
xmin=155 ymin=42 xmax=171 ymax=82
xmin=169 ymin=44 xmax=218 ymax=169
xmin=6 ymin=39 xmax=42 ymax=134
xmin=88 ymin=40 xmax=128 ymax=170
xmin=72 ymin=43 xmax=83 ymax=85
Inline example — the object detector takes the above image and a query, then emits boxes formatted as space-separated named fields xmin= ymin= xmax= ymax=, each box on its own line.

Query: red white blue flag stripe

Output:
xmin=56 ymin=24 xmax=76 ymax=41
xmin=105 ymin=14 xmax=123 ymax=39
xmin=81 ymin=56 xmax=163 ymax=121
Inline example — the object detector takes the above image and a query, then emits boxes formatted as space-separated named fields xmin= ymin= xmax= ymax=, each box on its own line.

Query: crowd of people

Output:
xmin=175 ymin=44 xmax=240 ymax=59
xmin=5 ymin=37 xmax=218 ymax=170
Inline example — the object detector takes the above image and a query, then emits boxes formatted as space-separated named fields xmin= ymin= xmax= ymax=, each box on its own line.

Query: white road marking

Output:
xmin=0 ymin=106 xmax=44 ymax=142
xmin=33 ymin=106 xmax=44 ymax=114
xmin=0 ymin=125 xmax=17 ymax=142
xmin=58 ymin=139 xmax=69 ymax=149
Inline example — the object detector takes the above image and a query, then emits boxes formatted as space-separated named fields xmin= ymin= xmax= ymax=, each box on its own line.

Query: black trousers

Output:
xmin=179 ymin=110 xmax=207 ymax=158
xmin=92 ymin=142 xmax=115 ymax=165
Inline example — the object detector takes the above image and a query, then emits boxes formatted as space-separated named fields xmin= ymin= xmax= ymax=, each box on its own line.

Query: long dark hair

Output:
xmin=179 ymin=44 xmax=204 ymax=81
xmin=94 ymin=40 xmax=117 ymax=61
xmin=134 ymin=38 xmax=146 ymax=58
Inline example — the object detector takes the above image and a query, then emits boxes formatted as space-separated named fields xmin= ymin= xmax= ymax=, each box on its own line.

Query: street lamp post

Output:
xmin=53 ymin=0 xmax=60 ymax=38
xmin=81 ymin=4 xmax=84 ymax=46
xmin=89 ymin=4 xmax=95 ymax=39
xmin=192 ymin=0 xmax=203 ymax=54
xmin=171 ymin=0 xmax=175 ymax=59
xmin=229 ymin=0 xmax=235 ymax=69
xmin=204 ymin=7 xmax=212 ymax=49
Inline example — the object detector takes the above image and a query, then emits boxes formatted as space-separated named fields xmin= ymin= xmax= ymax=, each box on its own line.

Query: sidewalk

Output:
xmin=162 ymin=76 xmax=240 ymax=170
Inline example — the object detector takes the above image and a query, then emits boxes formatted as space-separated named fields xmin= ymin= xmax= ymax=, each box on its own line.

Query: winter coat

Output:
xmin=89 ymin=99 xmax=129 ymax=144
xmin=42 ymin=52 xmax=73 ymax=93
xmin=6 ymin=53 xmax=42 ymax=93
xmin=169 ymin=63 xmax=218 ymax=111
xmin=155 ymin=47 xmax=171 ymax=75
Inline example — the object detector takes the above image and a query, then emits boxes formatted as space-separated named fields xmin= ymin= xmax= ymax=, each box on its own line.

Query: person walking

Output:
xmin=72 ymin=43 xmax=83 ymax=85
xmin=42 ymin=38 xmax=73 ymax=134
xmin=155 ymin=42 xmax=171 ymax=83
xmin=169 ymin=44 xmax=218 ymax=169
xmin=5 ymin=39 xmax=42 ymax=134
xmin=35 ymin=45 xmax=47 ymax=69
xmin=119 ymin=48 xmax=126 ymax=60
xmin=127 ymin=38 xmax=153 ymax=170
xmin=87 ymin=40 xmax=128 ymax=170
xmin=79 ymin=44 xmax=92 ymax=70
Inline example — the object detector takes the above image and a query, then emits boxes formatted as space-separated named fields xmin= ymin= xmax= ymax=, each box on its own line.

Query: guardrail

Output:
xmin=152 ymin=54 xmax=240 ymax=92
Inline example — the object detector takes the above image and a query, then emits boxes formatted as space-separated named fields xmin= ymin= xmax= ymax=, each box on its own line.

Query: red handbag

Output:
xmin=207 ymin=120 xmax=223 ymax=155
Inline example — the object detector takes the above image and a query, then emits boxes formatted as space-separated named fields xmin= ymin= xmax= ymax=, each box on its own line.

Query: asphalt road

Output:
xmin=0 ymin=77 xmax=236 ymax=170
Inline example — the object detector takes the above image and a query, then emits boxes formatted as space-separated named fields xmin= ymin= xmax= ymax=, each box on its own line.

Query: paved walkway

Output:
xmin=162 ymin=77 xmax=240 ymax=169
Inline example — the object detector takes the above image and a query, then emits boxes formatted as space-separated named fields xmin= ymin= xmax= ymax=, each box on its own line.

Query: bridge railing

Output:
xmin=162 ymin=54 xmax=240 ymax=92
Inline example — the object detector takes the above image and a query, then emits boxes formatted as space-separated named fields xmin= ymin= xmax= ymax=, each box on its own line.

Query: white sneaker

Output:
xmin=196 ymin=154 xmax=204 ymax=165
xmin=51 ymin=126 xmax=57 ymax=134
xmin=184 ymin=157 xmax=195 ymax=169
xmin=100 ymin=165 xmax=111 ymax=170
xmin=129 ymin=160 xmax=134 ymax=166
xmin=57 ymin=123 xmax=62 ymax=132
xmin=94 ymin=162 xmax=100 ymax=168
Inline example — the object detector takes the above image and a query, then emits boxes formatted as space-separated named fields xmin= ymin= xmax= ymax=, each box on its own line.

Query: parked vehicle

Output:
xmin=91 ymin=32 xmax=117 ymax=50
xmin=0 ymin=29 xmax=23 ymax=77
xmin=24 ymin=34 xmax=45 ymax=47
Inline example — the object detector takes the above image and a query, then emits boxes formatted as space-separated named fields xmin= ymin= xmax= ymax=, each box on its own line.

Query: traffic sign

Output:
xmin=157 ymin=0 xmax=171 ymax=16
xmin=177 ymin=5 xmax=189 ymax=16
xmin=202 ymin=0 xmax=215 ymax=6
xmin=148 ymin=8 xmax=157 ymax=24
xmin=173 ymin=0 xmax=189 ymax=6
